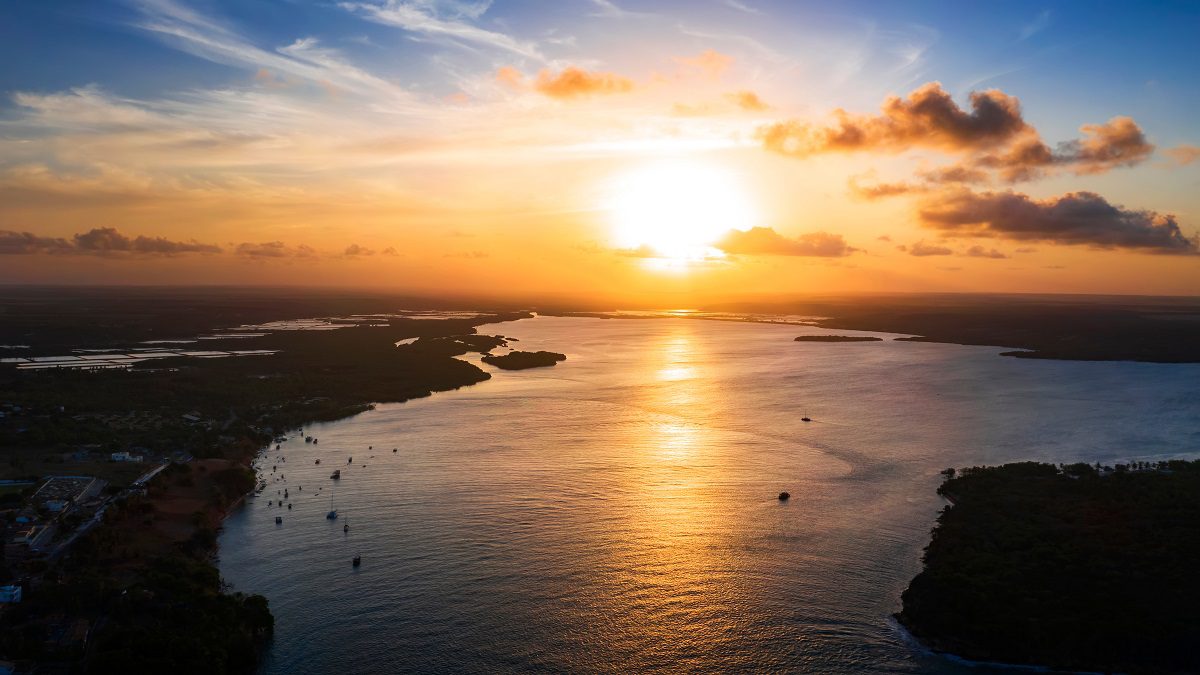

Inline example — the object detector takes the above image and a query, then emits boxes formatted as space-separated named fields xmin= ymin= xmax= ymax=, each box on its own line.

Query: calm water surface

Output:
xmin=219 ymin=316 xmax=1200 ymax=673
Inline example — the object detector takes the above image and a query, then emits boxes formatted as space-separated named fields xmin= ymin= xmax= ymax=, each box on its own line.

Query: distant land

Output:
xmin=482 ymin=350 xmax=567 ymax=369
xmin=899 ymin=461 xmax=1200 ymax=674
xmin=793 ymin=335 xmax=882 ymax=342
xmin=0 ymin=287 xmax=542 ymax=672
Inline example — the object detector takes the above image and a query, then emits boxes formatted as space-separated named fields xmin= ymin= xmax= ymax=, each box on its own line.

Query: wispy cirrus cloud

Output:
xmin=338 ymin=0 xmax=543 ymax=60
xmin=127 ymin=0 xmax=409 ymax=100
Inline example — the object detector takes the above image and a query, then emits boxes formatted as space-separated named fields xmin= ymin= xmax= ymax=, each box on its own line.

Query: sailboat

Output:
xmin=801 ymin=409 xmax=812 ymax=422
xmin=326 ymin=494 xmax=337 ymax=520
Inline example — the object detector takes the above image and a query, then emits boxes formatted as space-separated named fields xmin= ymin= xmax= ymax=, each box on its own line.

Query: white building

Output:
xmin=111 ymin=451 xmax=144 ymax=462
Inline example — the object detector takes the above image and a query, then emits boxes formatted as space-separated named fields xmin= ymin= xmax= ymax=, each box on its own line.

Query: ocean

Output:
xmin=219 ymin=315 xmax=1200 ymax=673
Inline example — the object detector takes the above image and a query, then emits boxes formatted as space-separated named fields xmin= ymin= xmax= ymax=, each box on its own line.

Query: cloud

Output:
xmin=338 ymin=0 xmax=542 ymax=60
xmin=615 ymin=244 xmax=660 ymax=258
xmin=1018 ymin=10 xmax=1052 ymax=40
xmin=918 ymin=189 xmax=1199 ymax=254
xmin=759 ymin=83 xmax=1153 ymax=186
xmin=343 ymin=243 xmax=375 ymax=256
xmin=963 ymin=244 xmax=1009 ymax=259
xmin=130 ymin=0 xmax=408 ymax=100
xmin=675 ymin=49 xmax=734 ymax=79
xmin=975 ymin=116 xmax=1154 ymax=181
xmin=758 ymin=82 xmax=1029 ymax=157
xmin=904 ymin=240 xmax=954 ymax=256
xmin=381 ymin=246 xmax=399 ymax=256
xmin=0 ymin=231 xmax=75 ymax=255
xmin=0 ymin=227 xmax=221 ymax=256
xmin=586 ymin=0 xmax=652 ymax=19
xmin=721 ymin=0 xmax=761 ymax=14
xmin=726 ymin=90 xmax=769 ymax=111
xmin=235 ymin=241 xmax=319 ymax=258
xmin=715 ymin=227 xmax=858 ymax=257
xmin=533 ymin=67 xmax=634 ymax=99
xmin=849 ymin=176 xmax=924 ymax=199
xmin=1165 ymin=144 xmax=1200 ymax=166
xmin=495 ymin=66 xmax=524 ymax=87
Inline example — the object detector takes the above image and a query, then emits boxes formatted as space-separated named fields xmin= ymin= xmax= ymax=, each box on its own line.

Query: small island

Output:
xmin=793 ymin=335 xmax=882 ymax=342
xmin=481 ymin=350 xmax=567 ymax=370
xmin=898 ymin=461 xmax=1200 ymax=674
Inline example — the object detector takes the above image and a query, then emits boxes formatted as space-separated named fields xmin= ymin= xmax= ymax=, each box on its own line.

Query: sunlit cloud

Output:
xmin=716 ymin=227 xmax=859 ymax=257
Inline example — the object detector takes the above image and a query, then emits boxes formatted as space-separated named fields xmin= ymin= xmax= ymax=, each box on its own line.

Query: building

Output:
xmin=31 ymin=476 xmax=104 ymax=513
xmin=110 ymin=451 xmax=144 ymax=462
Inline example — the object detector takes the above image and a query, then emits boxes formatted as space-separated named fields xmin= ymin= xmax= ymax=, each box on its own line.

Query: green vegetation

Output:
xmin=898 ymin=461 xmax=1200 ymax=673
xmin=0 ymin=289 xmax=538 ymax=673
xmin=792 ymin=335 xmax=882 ymax=342
xmin=481 ymin=350 xmax=567 ymax=370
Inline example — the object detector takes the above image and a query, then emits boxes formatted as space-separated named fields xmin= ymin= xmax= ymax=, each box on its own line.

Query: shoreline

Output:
xmin=888 ymin=617 xmax=1106 ymax=675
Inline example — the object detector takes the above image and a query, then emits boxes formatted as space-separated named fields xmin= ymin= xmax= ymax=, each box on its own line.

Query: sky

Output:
xmin=1 ymin=0 xmax=1198 ymax=302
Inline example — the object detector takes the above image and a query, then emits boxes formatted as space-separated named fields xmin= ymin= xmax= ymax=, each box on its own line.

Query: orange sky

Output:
xmin=1 ymin=1 xmax=1198 ymax=301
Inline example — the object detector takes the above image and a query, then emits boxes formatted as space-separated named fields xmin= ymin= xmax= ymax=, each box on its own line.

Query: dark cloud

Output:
xmin=758 ymin=82 xmax=1028 ymax=157
xmin=716 ymin=227 xmax=858 ymax=257
xmin=963 ymin=245 xmax=1009 ymax=259
xmin=0 ymin=230 xmax=74 ymax=255
xmin=235 ymin=241 xmax=318 ymax=258
xmin=343 ymin=244 xmax=375 ymax=256
xmin=918 ymin=189 xmax=1198 ymax=254
xmin=1 ymin=227 xmax=220 ymax=256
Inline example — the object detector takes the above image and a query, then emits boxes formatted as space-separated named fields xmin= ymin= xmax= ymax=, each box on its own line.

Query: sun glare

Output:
xmin=607 ymin=161 xmax=759 ymax=261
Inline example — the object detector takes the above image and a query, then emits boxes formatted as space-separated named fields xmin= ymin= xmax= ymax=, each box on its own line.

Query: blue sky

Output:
xmin=0 ymin=1 xmax=1197 ymax=295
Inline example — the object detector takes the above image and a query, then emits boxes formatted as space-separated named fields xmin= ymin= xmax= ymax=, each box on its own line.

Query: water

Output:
xmin=219 ymin=316 xmax=1200 ymax=673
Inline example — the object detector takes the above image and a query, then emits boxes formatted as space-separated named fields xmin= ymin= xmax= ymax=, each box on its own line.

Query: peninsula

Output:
xmin=0 ymin=288 xmax=539 ymax=673
xmin=898 ymin=461 xmax=1200 ymax=674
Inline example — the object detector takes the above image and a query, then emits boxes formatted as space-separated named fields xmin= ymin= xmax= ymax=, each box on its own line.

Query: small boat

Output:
xmin=352 ymin=554 xmax=361 ymax=567
xmin=330 ymin=470 xmax=341 ymax=479
xmin=305 ymin=436 xmax=313 ymax=443
xmin=326 ymin=510 xmax=337 ymax=520
xmin=393 ymin=448 xmax=397 ymax=453
xmin=276 ymin=444 xmax=281 ymax=450
xmin=368 ymin=446 xmax=372 ymax=450
xmin=313 ymin=438 xmax=319 ymax=444
xmin=801 ymin=416 xmax=812 ymax=423
xmin=315 ymin=458 xmax=321 ymax=465
xmin=348 ymin=457 xmax=353 ymax=464
xmin=287 ymin=503 xmax=292 ymax=510
xmin=275 ymin=516 xmax=283 ymax=524
xmin=343 ymin=522 xmax=349 ymax=533
xmin=778 ymin=491 xmax=791 ymax=501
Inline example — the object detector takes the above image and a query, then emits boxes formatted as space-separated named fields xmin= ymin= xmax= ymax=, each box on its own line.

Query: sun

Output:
xmin=606 ymin=160 xmax=759 ymax=261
